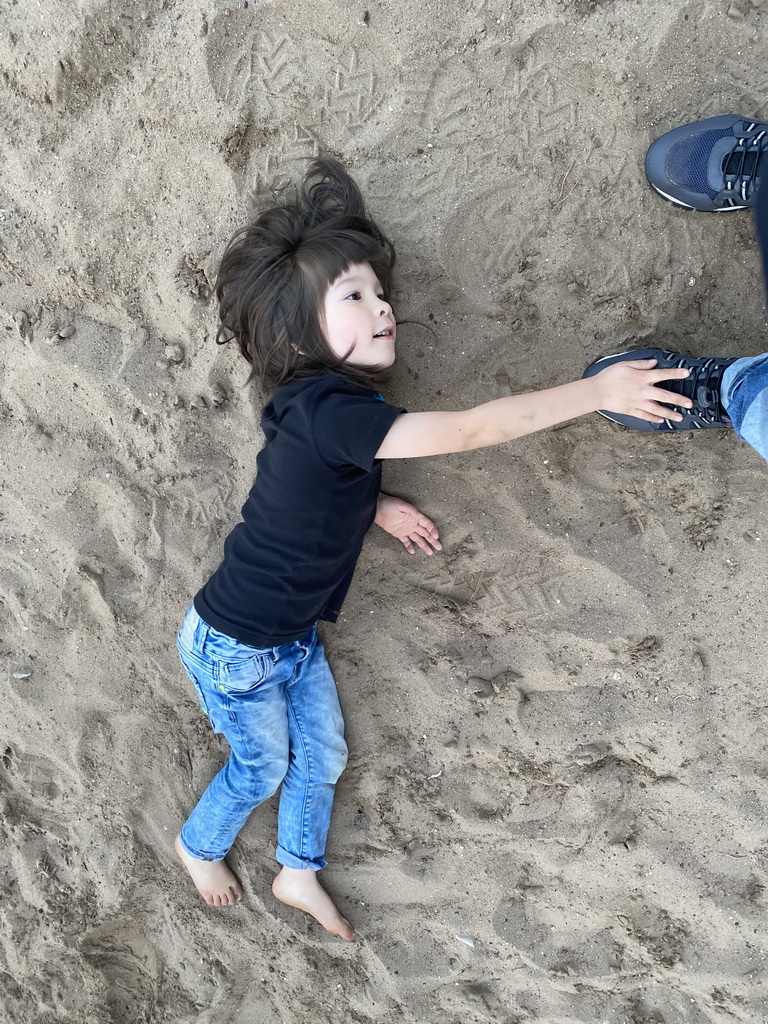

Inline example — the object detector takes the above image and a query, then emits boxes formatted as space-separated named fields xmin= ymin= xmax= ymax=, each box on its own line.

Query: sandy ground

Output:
xmin=4 ymin=1 xmax=768 ymax=1022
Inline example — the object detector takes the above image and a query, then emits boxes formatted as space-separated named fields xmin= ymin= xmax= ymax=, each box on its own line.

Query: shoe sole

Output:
xmin=649 ymin=182 xmax=747 ymax=211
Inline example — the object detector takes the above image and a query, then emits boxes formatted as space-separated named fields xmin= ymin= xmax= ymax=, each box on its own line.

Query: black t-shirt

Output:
xmin=194 ymin=373 xmax=405 ymax=647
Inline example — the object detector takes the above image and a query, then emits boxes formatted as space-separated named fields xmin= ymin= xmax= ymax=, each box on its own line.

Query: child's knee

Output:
xmin=335 ymin=744 xmax=349 ymax=781
xmin=235 ymin=754 xmax=289 ymax=799
xmin=322 ymin=739 xmax=348 ymax=784
xmin=266 ymin=757 xmax=291 ymax=794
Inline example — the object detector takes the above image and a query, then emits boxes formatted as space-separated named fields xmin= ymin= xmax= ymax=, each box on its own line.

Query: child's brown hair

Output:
xmin=215 ymin=159 xmax=396 ymax=388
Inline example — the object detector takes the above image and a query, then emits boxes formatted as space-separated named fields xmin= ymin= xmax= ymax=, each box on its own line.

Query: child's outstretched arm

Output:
xmin=376 ymin=358 xmax=692 ymax=460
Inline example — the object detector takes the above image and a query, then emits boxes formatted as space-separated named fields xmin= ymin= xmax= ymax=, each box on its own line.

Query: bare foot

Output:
xmin=174 ymin=835 xmax=243 ymax=906
xmin=272 ymin=866 xmax=355 ymax=940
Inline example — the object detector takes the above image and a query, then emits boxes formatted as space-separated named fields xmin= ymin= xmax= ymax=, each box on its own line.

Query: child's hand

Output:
xmin=594 ymin=358 xmax=693 ymax=424
xmin=375 ymin=494 xmax=442 ymax=555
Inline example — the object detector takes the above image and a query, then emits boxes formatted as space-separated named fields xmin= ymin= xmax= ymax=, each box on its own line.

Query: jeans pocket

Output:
xmin=219 ymin=653 xmax=272 ymax=693
xmin=201 ymin=625 xmax=274 ymax=692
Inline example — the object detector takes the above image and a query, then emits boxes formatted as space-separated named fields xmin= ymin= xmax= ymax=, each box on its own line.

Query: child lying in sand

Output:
xmin=174 ymin=159 xmax=691 ymax=940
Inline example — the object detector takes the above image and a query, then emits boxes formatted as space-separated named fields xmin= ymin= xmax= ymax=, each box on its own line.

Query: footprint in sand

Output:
xmin=466 ymin=668 xmax=523 ymax=701
xmin=568 ymin=742 xmax=610 ymax=766
xmin=619 ymin=905 xmax=690 ymax=969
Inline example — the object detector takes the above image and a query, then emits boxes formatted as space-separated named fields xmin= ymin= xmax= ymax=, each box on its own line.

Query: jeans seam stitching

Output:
xmin=284 ymin=680 xmax=313 ymax=866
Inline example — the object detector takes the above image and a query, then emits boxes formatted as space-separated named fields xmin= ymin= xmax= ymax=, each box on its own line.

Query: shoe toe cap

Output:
xmin=645 ymin=115 xmax=748 ymax=211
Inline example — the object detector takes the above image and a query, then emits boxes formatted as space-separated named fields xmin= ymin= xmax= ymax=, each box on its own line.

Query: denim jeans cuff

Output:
xmin=179 ymin=828 xmax=223 ymax=862
xmin=276 ymin=844 xmax=326 ymax=871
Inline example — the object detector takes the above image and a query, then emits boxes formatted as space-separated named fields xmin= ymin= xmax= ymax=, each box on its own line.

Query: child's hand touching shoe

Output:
xmin=592 ymin=357 xmax=692 ymax=425
xmin=583 ymin=348 xmax=736 ymax=432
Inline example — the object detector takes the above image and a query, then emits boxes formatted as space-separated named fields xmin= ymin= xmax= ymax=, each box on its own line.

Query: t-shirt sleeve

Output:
xmin=312 ymin=386 xmax=406 ymax=470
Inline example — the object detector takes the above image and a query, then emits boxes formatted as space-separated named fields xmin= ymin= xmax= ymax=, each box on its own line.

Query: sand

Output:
xmin=3 ymin=1 xmax=768 ymax=1022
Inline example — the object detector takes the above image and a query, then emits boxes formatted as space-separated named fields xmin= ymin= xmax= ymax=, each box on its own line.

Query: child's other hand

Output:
xmin=375 ymin=493 xmax=442 ymax=555
xmin=595 ymin=358 xmax=693 ymax=424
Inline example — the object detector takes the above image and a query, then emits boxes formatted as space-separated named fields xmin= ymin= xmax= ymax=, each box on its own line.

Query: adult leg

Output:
xmin=721 ymin=355 xmax=768 ymax=462
xmin=720 ymin=169 xmax=768 ymax=461
xmin=642 ymin=118 xmax=768 ymax=459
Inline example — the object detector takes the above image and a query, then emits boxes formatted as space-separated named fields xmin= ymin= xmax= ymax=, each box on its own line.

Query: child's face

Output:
xmin=322 ymin=262 xmax=396 ymax=369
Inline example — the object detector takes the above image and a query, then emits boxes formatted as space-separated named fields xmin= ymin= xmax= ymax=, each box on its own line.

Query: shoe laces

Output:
xmin=722 ymin=123 xmax=767 ymax=205
xmin=656 ymin=352 xmax=731 ymax=427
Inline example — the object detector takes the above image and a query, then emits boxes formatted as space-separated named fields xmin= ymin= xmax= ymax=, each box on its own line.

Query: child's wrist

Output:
xmin=582 ymin=373 xmax=605 ymax=413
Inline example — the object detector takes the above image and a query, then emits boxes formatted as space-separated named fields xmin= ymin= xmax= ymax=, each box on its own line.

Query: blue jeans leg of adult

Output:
xmin=722 ymin=353 xmax=768 ymax=461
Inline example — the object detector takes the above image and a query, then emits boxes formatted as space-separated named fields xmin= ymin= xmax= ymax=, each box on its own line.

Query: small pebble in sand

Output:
xmin=12 ymin=670 xmax=32 ymax=679
xmin=165 ymin=343 xmax=185 ymax=363
xmin=13 ymin=311 xmax=31 ymax=338
xmin=614 ymin=70 xmax=628 ymax=83
xmin=58 ymin=325 xmax=76 ymax=339
xmin=727 ymin=2 xmax=744 ymax=15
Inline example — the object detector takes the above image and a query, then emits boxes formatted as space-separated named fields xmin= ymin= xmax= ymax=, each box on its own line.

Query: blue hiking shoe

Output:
xmin=645 ymin=114 xmax=768 ymax=211
xmin=583 ymin=348 xmax=736 ymax=431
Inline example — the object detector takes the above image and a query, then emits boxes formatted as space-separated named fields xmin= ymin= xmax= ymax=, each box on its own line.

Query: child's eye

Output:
xmin=344 ymin=291 xmax=362 ymax=301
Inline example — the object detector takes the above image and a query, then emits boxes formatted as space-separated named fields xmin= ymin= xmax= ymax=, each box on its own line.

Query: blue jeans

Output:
xmin=176 ymin=607 xmax=347 ymax=869
xmin=722 ymin=354 xmax=768 ymax=461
